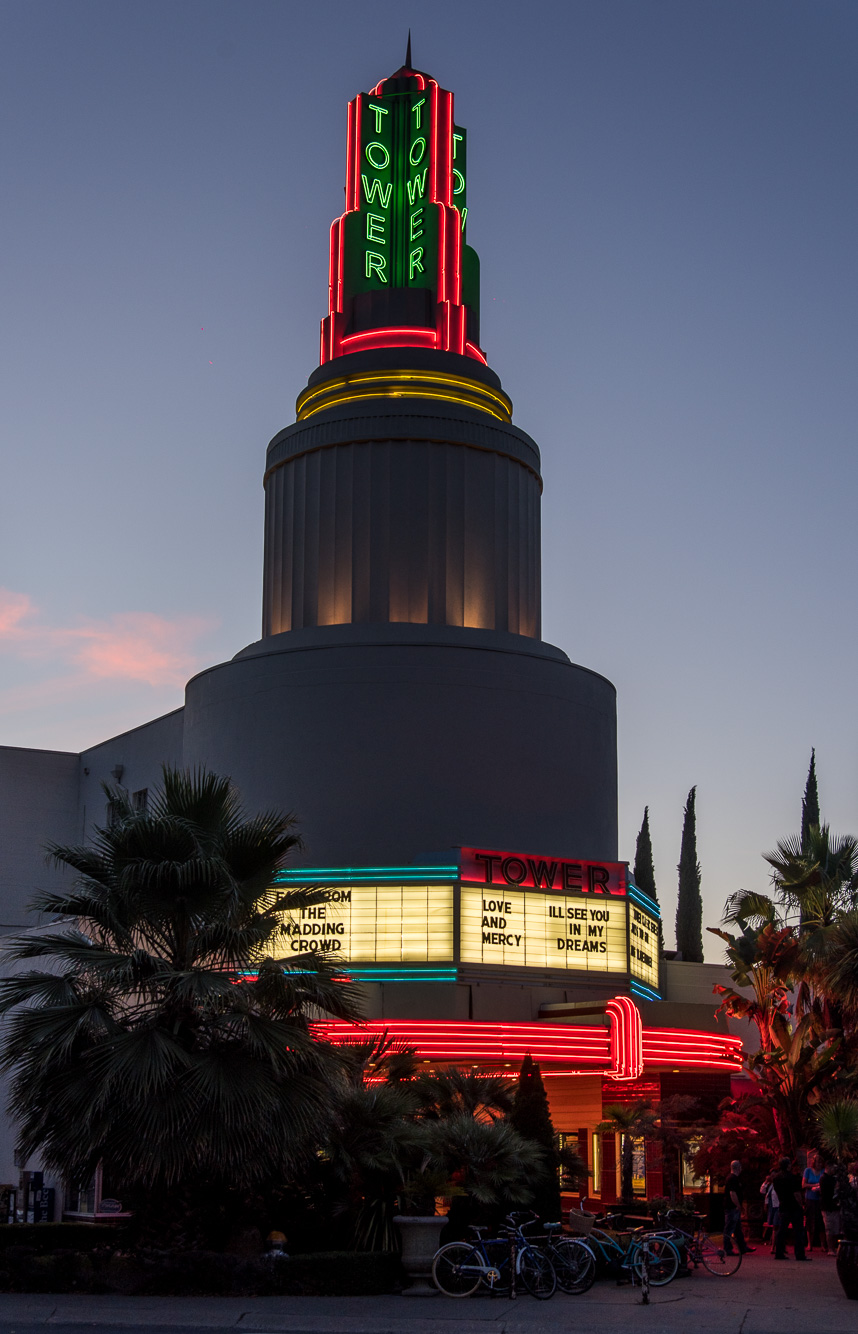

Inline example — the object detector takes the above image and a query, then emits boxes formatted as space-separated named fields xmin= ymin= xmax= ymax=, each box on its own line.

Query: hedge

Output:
xmin=0 ymin=1247 xmax=405 ymax=1296
xmin=0 ymin=1224 xmax=125 ymax=1253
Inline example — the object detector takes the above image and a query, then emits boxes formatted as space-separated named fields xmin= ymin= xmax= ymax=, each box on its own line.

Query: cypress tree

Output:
xmin=675 ymin=786 xmax=703 ymax=962
xmin=800 ymin=749 xmax=820 ymax=853
xmin=633 ymin=806 xmax=664 ymax=952
xmin=509 ymin=1054 xmax=562 ymax=1223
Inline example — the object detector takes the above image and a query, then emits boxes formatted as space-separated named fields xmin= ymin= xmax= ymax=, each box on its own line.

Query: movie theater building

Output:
xmin=0 ymin=52 xmax=748 ymax=1212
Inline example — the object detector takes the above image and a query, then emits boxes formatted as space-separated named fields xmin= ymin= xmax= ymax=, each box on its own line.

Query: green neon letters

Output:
xmin=362 ymin=175 xmax=392 ymax=208
xmin=365 ymin=141 xmax=390 ymax=170
xmin=406 ymin=170 xmax=427 ymax=205
xmin=367 ymin=102 xmax=388 ymax=133
xmin=338 ymin=81 xmax=476 ymax=328
xmin=365 ymin=251 xmax=387 ymax=282
xmin=366 ymin=212 xmax=386 ymax=243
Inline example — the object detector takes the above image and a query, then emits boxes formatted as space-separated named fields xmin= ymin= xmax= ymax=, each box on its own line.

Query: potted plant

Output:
xmin=394 ymin=1114 xmax=545 ymax=1294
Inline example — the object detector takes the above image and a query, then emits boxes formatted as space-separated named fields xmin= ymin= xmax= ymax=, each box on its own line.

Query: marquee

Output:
xmin=276 ymin=845 xmax=662 ymax=995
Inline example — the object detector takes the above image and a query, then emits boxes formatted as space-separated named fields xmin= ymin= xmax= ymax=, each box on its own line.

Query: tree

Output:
xmin=0 ymin=767 xmax=362 ymax=1216
xmin=765 ymin=825 xmax=858 ymax=934
xmin=634 ymin=807 xmax=664 ymax=953
xmin=675 ymin=786 xmax=703 ymax=961
xmin=509 ymin=1054 xmax=562 ymax=1222
xmin=822 ymin=911 xmax=858 ymax=1019
xmin=801 ymin=748 xmax=820 ymax=853
xmin=815 ymin=1098 xmax=858 ymax=1162
xmin=418 ymin=1068 xmax=514 ymax=1122
xmin=693 ymin=1095 xmax=778 ymax=1194
xmin=322 ymin=1064 xmax=544 ymax=1249
xmin=708 ymin=915 xmax=800 ymax=1051
xmin=595 ymin=1101 xmax=654 ymax=1204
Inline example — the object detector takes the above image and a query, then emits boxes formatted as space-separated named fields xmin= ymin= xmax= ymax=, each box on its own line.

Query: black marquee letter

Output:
xmin=475 ymin=852 xmax=502 ymax=884
xmin=588 ymin=864 xmax=611 ymax=893
xmin=502 ymin=857 xmax=527 ymax=885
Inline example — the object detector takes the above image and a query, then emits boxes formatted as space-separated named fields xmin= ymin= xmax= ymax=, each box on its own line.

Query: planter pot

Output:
xmin=837 ymin=1240 xmax=858 ymax=1300
xmin=393 ymin=1214 xmax=448 ymax=1296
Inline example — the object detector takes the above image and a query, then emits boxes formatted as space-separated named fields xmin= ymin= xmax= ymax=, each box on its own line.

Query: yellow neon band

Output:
xmin=299 ymin=369 xmax=510 ymax=413
xmin=297 ymin=370 xmax=512 ymax=423
xmin=298 ymin=387 xmax=509 ymax=424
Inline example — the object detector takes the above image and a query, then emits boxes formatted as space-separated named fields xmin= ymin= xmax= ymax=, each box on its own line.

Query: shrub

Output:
xmin=0 ymin=1225 xmax=124 ymax=1253
xmin=0 ymin=1246 xmax=404 ymax=1296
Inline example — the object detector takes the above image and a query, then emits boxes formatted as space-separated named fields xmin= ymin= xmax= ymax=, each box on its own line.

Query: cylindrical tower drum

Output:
xmin=262 ymin=349 xmax=542 ymax=639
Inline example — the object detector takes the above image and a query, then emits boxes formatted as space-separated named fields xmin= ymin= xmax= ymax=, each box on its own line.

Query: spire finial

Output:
xmin=405 ymin=30 xmax=412 ymax=68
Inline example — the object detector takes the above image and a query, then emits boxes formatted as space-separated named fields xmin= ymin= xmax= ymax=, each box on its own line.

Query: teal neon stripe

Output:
xmin=630 ymin=978 xmax=661 ymax=1001
xmin=277 ymin=865 xmax=458 ymax=877
xmin=628 ymin=887 xmax=661 ymax=919
xmin=347 ymin=970 xmax=457 ymax=982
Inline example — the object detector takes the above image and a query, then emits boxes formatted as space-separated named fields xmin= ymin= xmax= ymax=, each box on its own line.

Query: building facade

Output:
xmin=0 ymin=52 xmax=749 ymax=1214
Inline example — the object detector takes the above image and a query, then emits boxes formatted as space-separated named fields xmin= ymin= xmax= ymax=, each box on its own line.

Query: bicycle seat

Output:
xmin=468 ymin=1225 xmax=490 ymax=1237
xmin=543 ymin=1222 xmax=562 ymax=1232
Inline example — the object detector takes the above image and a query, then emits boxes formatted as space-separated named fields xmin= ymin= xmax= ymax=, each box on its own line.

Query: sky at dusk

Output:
xmin=2 ymin=1 xmax=856 ymax=958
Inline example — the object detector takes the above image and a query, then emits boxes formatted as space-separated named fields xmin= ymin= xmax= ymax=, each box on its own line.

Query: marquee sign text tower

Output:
xmin=321 ymin=50 xmax=482 ymax=363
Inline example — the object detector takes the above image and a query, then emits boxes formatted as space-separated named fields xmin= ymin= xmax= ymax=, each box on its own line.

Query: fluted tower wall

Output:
xmin=261 ymin=350 xmax=542 ymax=638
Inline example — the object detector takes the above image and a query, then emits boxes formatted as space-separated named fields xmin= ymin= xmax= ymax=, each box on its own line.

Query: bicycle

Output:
xmin=507 ymin=1212 xmax=596 ymax=1295
xmin=581 ymin=1213 xmax=681 ymax=1287
xmin=652 ymin=1208 xmax=742 ymax=1276
xmin=432 ymin=1215 xmax=557 ymax=1299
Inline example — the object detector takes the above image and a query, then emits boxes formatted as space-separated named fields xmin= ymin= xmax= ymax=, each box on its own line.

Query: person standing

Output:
xmin=723 ymin=1159 xmax=755 ymax=1256
xmin=760 ymin=1171 xmax=780 ymax=1253
xmin=773 ymin=1156 xmax=809 ymax=1260
xmin=819 ymin=1159 xmax=840 ymax=1256
xmin=802 ymin=1152 xmax=824 ymax=1251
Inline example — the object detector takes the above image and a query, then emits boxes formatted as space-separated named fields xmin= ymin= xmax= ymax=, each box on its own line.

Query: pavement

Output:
xmin=0 ymin=1252 xmax=852 ymax=1334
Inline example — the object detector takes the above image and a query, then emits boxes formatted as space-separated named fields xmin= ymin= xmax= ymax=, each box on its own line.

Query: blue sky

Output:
xmin=1 ymin=1 xmax=856 ymax=955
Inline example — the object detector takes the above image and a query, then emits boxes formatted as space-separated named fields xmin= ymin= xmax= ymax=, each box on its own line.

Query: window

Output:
xmin=65 ymin=1176 xmax=97 ymax=1215
xmin=681 ymin=1137 xmax=707 ymax=1190
xmin=133 ymin=789 xmax=148 ymax=811
xmin=592 ymin=1133 xmax=602 ymax=1193
xmin=628 ymin=1135 xmax=647 ymax=1195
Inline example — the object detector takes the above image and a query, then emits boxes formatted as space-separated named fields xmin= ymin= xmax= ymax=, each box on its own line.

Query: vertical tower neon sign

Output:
xmin=320 ymin=55 xmax=483 ymax=364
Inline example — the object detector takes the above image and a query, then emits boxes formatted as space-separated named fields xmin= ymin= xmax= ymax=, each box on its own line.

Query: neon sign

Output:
xmin=320 ymin=50 xmax=482 ymax=364
xmin=461 ymin=847 xmax=627 ymax=896
xmin=312 ymin=1011 xmax=744 ymax=1078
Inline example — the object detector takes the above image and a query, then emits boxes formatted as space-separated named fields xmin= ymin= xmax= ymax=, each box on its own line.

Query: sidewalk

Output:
xmin=0 ymin=1253 xmax=851 ymax=1334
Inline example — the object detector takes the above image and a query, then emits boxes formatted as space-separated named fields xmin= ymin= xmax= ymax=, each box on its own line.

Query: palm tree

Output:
xmin=596 ymin=1102 xmax=654 ymax=1205
xmin=418 ymin=1068 xmax=514 ymax=1122
xmin=815 ymin=1098 xmax=858 ymax=1162
xmin=820 ymin=911 xmax=858 ymax=1019
xmin=420 ymin=1114 xmax=545 ymax=1207
xmin=765 ymin=825 xmax=858 ymax=932
xmin=0 ymin=767 xmax=362 ymax=1207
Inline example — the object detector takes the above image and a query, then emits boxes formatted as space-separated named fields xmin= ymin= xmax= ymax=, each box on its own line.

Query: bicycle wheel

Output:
xmin=432 ymin=1242 xmax=482 ymax=1297
xmin=519 ymin=1245 xmax=557 ymax=1299
xmin=700 ymin=1235 xmax=742 ymax=1276
xmin=551 ymin=1237 xmax=596 ymax=1294
xmin=631 ymin=1237 xmax=680 ymax=1286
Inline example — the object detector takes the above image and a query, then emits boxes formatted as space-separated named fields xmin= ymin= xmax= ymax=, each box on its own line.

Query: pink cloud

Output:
xmin=0 ymin=588 xmax=217 ymax=690
xmin=0 ymin=590 xmax=34 ymax=635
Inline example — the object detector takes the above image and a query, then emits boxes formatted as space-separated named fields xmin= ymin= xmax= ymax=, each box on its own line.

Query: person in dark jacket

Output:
xmin=723 ymin=1159 xmax=755 ymax=1256
xmin=819 ymin=1160 xmax=840 ymax=1256
xmin=773 ymin=1156 xmax=809 ymax=1260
